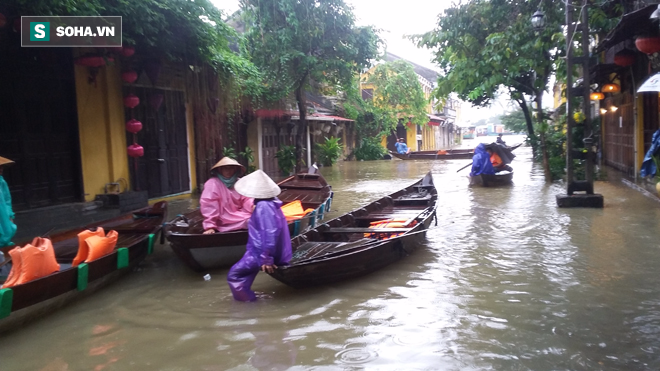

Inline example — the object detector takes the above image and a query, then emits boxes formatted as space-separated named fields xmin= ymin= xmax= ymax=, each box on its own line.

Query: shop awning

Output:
xmin=595 ymin=5 xmax=657 ymax=53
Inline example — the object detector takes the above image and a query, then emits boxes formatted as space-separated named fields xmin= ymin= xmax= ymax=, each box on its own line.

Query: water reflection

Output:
xmin=3 ymin=136 xmax=660 ymax=370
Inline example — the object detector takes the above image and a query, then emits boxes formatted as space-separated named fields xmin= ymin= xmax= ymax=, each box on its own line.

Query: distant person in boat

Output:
xmin=470 ymin=143 xmax=495 ymax=177
xmin=496 ymin=134 xmax=506 ymax=145
xmin=227 ymin=170 xmax=292 ymax=301
xmin=395 ymin=138 xmax=411 ymax=155
xmin=0 ymin=156 xmax=16 ymax=248
xmin=201 ymin=157 xmax=254 ymax=234
xmin=486 ymin=147 xmax=513 ymax=172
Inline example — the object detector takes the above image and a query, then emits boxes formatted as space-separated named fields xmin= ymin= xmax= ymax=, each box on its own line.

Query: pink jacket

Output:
xmin=200 ymin=177 xmax=253 ymax=232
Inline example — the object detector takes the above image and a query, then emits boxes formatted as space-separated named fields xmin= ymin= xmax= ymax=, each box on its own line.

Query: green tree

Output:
xmin=364 ymin=60 xmax=429 ymax=133
xmin=412 ymin=0 xmax=566 ymax=181
xmin=240 ymin=0 xmax=380 ymax=171
xmin=500 ymin=109 xmax=528 ymax=134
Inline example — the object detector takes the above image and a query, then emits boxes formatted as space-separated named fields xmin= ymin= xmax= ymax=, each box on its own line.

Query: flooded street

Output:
xmin=3 ymin=136 xmax=660 ymax=370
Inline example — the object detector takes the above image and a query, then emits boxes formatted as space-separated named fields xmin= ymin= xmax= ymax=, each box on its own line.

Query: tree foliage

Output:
xmin=240 ymin=0 xmax=380 ymax=169
xmin=500 ymin=109 xmax=528 ymax=134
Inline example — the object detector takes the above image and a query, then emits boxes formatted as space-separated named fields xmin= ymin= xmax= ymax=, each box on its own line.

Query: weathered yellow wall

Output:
xmin=74 ymin=56 xmax=129 ymax=201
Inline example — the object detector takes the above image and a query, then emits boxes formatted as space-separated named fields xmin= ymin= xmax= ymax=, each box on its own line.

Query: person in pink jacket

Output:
xmin=201 ymin=157 xmax=254 ymax=234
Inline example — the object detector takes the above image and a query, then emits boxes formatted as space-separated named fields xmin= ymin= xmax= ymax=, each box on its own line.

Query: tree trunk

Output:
xmin=294 ymin=84 xmax=307 ymax=173
xmin=518 ymin=99 xmax=537 ymax=157
xmin=536 ymin=93 xmax=552 ymax=183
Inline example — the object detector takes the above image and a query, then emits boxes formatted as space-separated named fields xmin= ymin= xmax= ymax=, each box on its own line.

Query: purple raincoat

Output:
xmin=227 ymin=198 xmax=292 ymax=301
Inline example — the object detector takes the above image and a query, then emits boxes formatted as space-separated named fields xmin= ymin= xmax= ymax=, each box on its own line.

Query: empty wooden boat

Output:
xmin=268 ymin=172 xmax=437 ymax=288
xmin=0 ymin=201 xmax=167 ymax=333
xmin=164 ymin=172 xmax=333 ymax=271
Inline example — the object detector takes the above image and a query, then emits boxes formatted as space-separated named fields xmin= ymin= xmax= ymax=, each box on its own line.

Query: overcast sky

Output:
xmin=210 ymin=0 xmax=519 ymax=123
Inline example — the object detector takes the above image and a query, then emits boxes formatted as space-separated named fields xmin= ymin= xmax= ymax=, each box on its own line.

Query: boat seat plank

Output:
xmin=324 ymin=227 xmax=413 ymax=234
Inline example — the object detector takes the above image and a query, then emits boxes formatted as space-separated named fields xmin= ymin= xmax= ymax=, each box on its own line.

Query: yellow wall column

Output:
xmin=75 ymin=56 xmax=129 ymax=201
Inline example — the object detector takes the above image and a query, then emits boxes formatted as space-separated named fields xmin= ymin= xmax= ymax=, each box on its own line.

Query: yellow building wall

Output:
xmin=74 ymin=57 xmax=129 ymax=202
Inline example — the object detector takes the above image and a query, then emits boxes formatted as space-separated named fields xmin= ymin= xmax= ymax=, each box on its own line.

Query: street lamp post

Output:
xmin=555 ymin=0 xmax=603 ymax=208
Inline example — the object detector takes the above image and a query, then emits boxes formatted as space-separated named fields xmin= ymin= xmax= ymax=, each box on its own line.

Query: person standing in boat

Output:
xmin=227 ymin=170 xmax=292 ymax=301
xmin=201 ymin=157 xmax=254 ymax=234
xmin=0 ymin=156 xmax=16 ymax=248
xmin=496 ymin=133 xmax=506 ymax=146
xmin=395 ymin=138 xmax=411 ymax=155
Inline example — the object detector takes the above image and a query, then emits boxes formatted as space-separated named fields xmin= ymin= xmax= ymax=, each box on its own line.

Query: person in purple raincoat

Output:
xmin=228 ymin=170 xmax=292 ymax=301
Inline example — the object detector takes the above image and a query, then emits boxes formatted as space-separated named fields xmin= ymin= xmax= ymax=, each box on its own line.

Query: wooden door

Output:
xmin=0 ymin=35 xmax=82 ymax=210
xmin=127 ymin=87 xmax=190 ymax=198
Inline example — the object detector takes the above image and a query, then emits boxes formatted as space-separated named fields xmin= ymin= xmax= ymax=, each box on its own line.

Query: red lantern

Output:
xmin=123 ymin=94 xmax=140 ymax=109
xmin=122 ymin=70 xmax=138 ymax=84
xmin=126 ymin=119 xmax=143 ymax=134
xmin=121 ymin=46 xmax=135 ymax=57
xmin=614 ymin=50 xmax=636 ymax=67
xmin=127 ymin=144 xmax=144 ymax=158
xmin=635 ymin=37 xmax=660 ymax=55
xmin=0 ymin=13 xmax=7 ymax=28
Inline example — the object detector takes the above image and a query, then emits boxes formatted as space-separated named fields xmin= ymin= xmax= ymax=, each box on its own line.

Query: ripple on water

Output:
xmin=335 ymin=348 xmax=378 ymax=365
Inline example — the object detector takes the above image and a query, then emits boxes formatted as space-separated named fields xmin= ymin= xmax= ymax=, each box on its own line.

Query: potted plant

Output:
xmin=275 ymin=145 xmax=297 ymax=176
xmin=316 ymin=137 xmax=344 ymax=167
xmin=239 ymin=146 xmax=256 ymax=174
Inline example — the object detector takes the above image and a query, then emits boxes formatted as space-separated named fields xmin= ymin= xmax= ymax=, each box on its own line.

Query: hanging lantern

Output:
xmin=0 ymin=13 xmax=7 ymax=28
xmin=121 ymin=46 xmax=135 ymax=57
xmin=149 ymin=93 xmax=164 ymax=110
xmin=614 ymin=50 xmax=636 ymax=67
xmin=121 ymin=70 xmax=138 ymax=84
xmin=590 ymin=92 xmax=605 ymax=100
xmin=635 ymin=36 xmax=660 ymax=55
xmin=126 ymin=119 xmax=143 ymax=134
xmin=601 ymin=83 xmax=620 ymax=93
xmin=123 ymin=94 xmax=140 ymax=109
xmin=127 ymin=144 xmax=144 ymax=158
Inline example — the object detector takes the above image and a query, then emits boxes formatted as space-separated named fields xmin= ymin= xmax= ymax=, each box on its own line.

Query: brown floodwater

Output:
xmin=2 ymin=135 xmax=660 ymax=370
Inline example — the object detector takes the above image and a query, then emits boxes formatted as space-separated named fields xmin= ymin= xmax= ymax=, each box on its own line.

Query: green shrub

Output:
xmin=275 ymin=145 xmax=297 ymax=175
xmin=316 ymin=137 xmax=344 ymax=166
xmin=354 ymin=137 xmax=386 ymax=161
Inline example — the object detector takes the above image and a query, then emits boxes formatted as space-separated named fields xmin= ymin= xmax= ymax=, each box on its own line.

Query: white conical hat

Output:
xmin=210 ymin=157 xmax=245 ymax=174
xmin=234 ymin=169 xmax=281 ymax=199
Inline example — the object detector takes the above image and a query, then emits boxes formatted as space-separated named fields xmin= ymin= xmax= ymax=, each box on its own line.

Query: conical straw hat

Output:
xmin=234 ymin=169 xmax=281 ymax=199
xmin=0 ymin=156 xmax=14 ymax=166
xmin=210 ymin=157 xmax=245 ymax=174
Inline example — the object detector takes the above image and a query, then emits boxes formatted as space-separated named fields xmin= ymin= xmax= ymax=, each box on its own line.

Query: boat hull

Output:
xmin=0 ymin=202 xmax=167 ymax=333
xmin=390 ymin=150 xmax=473 ymax=160
xmin=268 ymin=172 xmax=438 ymax=288
xmin=164 ymin=173 xmax=333 ymax=271
xmin=469 ymin=172 xmax=514 ymax=187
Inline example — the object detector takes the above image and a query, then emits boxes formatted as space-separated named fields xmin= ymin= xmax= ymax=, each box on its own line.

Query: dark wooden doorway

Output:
xmin=0 ymin=33 xmax=82 ymax=210
xmin=387 ymin=123 xmax=408 ymax=152
xmin=126 ymin=87 xmax=190 ymax=198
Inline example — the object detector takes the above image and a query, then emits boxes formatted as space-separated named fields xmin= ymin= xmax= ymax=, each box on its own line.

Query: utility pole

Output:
xmin=556 ymin=0 xmax=604 ymax=208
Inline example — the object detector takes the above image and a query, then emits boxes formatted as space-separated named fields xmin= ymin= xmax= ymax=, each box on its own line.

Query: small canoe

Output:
xmin=469 ymin=171 xmax=514 ymax=187
xmin=267 ymin=172 xmax=437 ymax=288
xmin=165 ymin=172 xmax=333 ymax=271
xmin=0 ymin=201 xmax=167 ymax=333
xmin=390 ymin=149 xmax=473 ymax=160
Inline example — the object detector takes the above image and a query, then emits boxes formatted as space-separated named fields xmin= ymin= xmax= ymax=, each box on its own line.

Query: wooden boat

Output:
xmin=390 ymin=148 xmax=474 ymax=160
xmin=469 ymin=171 xmax=514 ymax=187
xmin=165 ymin=172 xmax=333 ymax=271
xmin=0 ymin=201 xmax=167 ymax=333
xmin=267 ymin=172 xmax=437 ymax=288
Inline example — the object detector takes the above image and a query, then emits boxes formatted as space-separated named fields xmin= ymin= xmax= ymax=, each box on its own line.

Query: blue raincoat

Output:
xmin=0 ymin=175 xmax=16 ymax=247
xmin=227 ymin=198 xmax=292 ymax=301
xmin=469 ymin=143 xmax=495 ymax=176
xmin=640 ymin=129 xmax=660 ymax=178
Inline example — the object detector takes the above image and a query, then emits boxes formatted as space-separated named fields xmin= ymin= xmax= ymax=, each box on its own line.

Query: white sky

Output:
xmin=210 ymin=0 xmax=541 ymax=123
